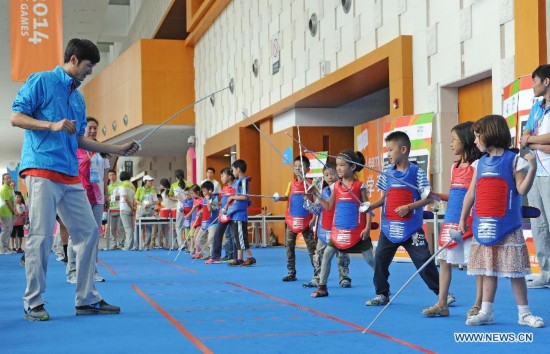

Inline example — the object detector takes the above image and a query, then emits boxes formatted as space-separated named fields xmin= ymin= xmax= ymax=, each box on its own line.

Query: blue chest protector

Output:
xmin=381 ymin=164 xmax=424 ymax=243
xmin=202 ymin=197 xmax=219 ymax=230
xmin=440 ymin=163 xmax=475 ymax=248
xmin=473 ymin=150 xmax=522 ymax=245
xmin=227 ymin=176 xmax=251 ymax=222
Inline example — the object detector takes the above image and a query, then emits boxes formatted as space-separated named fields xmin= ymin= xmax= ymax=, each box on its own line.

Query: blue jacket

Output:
xmin=12 ymin=66 xmax=87 ymax=177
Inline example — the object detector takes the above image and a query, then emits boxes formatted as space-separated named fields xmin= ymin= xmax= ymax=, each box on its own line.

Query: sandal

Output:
xmin=311 ymin=285 xmax=329 ymax=298
xmin=467 ymin=306 xmax=480 ymax=318
xmin=422 ymin=303 xmax=449 ymax=317
xmin=518 ymin=312 xmax=545 ymax=328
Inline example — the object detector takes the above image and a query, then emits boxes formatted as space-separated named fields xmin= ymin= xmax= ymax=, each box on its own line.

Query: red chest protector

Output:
xmin=191 ymin=198 xmax=203 ymax=228
xmin=330 ymin=180 xmax=366 ymax=250
xmin=439 ymin=162 xmax=474 ymax=248
xmin=285 ymin=179 xmax=313 ymax=233
xmin=219 ymin=185 xmax=235 ymax=224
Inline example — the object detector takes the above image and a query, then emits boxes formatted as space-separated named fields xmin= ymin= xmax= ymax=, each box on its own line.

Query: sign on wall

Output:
xmin=10 ymin=0 xmax=63 ymax=82
xmin=356 ymin=113 xmax=434 ymax=262
xmin=271 ymin=32 xmax=280 ymax=75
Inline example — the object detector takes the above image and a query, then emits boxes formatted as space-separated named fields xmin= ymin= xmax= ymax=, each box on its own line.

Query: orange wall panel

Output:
xmin=458 ymin=77 xmax=492 ymax=123
xmin=514 ymin=0 xmax=547 ymax=77
xmin=82 ymin=39 xmax=194 ymax=142
xmin=141 ymin=40 xmax=195 ymax=126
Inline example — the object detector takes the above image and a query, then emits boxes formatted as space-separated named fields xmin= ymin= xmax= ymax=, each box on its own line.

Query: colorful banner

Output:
xmin=186 ymin=147 xmax=196 ymax=183
xmin=502 ymin=75 xmax=538 ymax=146
xmin=11 ymin=0 xmax=63 ymax=82
xmin=356 ymin=113 xmax=434 ymax=262
xmin=305 ymin=151 xmax=327 ymax=178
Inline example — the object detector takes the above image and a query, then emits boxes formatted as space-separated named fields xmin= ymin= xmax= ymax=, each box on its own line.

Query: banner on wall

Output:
xmin=186 ymin=147 xmax=196 ymax=184
xmin=502 ymin=76 xmax=541 ymax=274
xmin=502 ymin=75 xmax=539 ymax=146
xmin=10 ymin=0 xmax=63 ymax=82
xmin=356 ymin=113 xmax=434 ymax=262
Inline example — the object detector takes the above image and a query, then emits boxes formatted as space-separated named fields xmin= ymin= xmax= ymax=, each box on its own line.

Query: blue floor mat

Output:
xmin=1 ymin=247 xmax=548 ymax=353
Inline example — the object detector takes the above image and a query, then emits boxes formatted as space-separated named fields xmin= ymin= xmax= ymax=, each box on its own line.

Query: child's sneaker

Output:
xmin=241 ymin=257 xmax=256 ymax=266
xmin=518 ymin=312 xmax=545 ymax=328
xmin=365 ymin=294 xmax=389 ymax=306
xmin=465 ymin=311 xmax=494 ymax=326
xmin=24 ymin=304 xmax=50 ymax=321
xmin=229 ymin=259 xmax=243 ymax=266
xmin=339 ymin=278 xmax=351 ymax=288
xmin=282 ymin=274 xmax=297 ymax=282
xmin=205 ymin=258 xmax=221 ymax=264
xmin=303 ymin=281 xmax=318 ymax=288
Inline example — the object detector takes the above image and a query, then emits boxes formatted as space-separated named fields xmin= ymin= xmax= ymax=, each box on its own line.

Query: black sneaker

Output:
xmin=282 ymin=274 xmax=297 ymax=282
xmin=24 ymin=304 xmax=50 ymax=321
xmin=75 ymin=300 xmax=121 ymax=316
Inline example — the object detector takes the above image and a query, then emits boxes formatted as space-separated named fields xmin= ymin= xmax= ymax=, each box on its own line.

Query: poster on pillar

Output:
xmin=502 ymin=75 xmax=539 ymax=147
xmin=355 ymin=113 xmax=434 ymax=262
xmin=502 ymin=75 xmax=541 ymax=274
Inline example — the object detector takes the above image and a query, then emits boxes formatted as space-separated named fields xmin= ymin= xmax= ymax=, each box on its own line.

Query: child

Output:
xmin=195 ymin=181 xmax=219 ymax=259
xmin=305 ymin=163 xmax=347 ymax=288
xmin=311 ymin=152 xmax=375 ymax=297
xmin=151 ymin=194 xmax=165 ymax=248
xmin=276 ymin=156 xmax=317 ymax=281
xmin=134 ymin=175 xmax=157 ymax=250
xmin=171 ymin=170 xmax=192 ymax=249
xmin=225 ymin=159 xmax=256 ymax=266
xmin=185 ymin=185 xmax=203 ymax=257
xmin=11 ymin=191 xmax=27 ymax=253
xmin=423 ymin=121 xmax=483 ymax=317
xmin=116 ymin=171 xmax=135 ymax=251
xmin=181 ymin=188 xmax=193 ymax=251
xmin=460 ymin=115 xmax=544 ymax=328
xmin=207 ymin=167 xmax=236 ymax=264
xmin=366 ymin=131 xmax=439 ymax=306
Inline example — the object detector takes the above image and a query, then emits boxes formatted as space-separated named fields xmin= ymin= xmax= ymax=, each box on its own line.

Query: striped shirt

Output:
xmin=376 ymin=164 xmax=430 ymax=192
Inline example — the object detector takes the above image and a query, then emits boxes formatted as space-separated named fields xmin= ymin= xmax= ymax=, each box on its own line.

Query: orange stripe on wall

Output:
xmin=514 ymin=0 xmax=547 ymax=77
xmin=10 ymin=0 xmax=63 ymax=82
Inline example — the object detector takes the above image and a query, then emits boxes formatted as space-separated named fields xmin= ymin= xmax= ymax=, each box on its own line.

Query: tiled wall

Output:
xmin=193 ymin=0 xmax=515 ymax=179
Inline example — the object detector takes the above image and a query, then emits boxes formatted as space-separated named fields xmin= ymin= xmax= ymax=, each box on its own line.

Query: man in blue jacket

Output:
xmin=11 ymin=38 xmax=139 ymax=321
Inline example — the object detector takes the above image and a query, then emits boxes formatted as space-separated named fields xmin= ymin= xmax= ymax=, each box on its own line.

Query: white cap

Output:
xmin=143 ymin=175 xmax=154 ymax=182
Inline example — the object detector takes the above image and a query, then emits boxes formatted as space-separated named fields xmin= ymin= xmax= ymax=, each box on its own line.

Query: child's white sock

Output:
xmin=480 ymin=301 xmax=494 ymax=314
xmin=518 ymin=304 xmax=530 ymax=315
